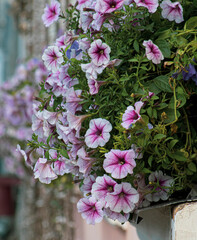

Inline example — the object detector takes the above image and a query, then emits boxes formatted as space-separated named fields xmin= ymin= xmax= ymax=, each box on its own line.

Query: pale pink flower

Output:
xmin=53 ymin=160 xmax=67 ymax=176
xmin=56 ymin=122 xmax=80 ymax=144
xmin=106 ymin=182 xmax=139 ymax=213
xmin=143 ymin=40 xmax=164 ymax=64
xmin=121 ymin=101 xmax=144 ymax=129
xmin=34 ymin=158 xmax=57 ymax=184
xmin=67 ymin=112 xmax=89 ymax=132
xmin=88 ymin=39 xmax=111 ymax=66
xmin=85 ymin=118 xmax=112 ymax=148
xmin=43 ymin=109 xmax=60 ymax=125
xmin=55 ymin=34 xmax=67 ymax=50
xmin=79 ymin=11 xmax=93 ymax=33
xmin=42 ymin=0 xmax=61 ymax=27
xmin=92 ymin=13 xmax=108 ymax=31
xmin=64 ymin=87 xmax=82 ymax=114
xmin=42 ymin=46 xmax=63 ymax=72
xmin=91 ymin=174 xmax=117 ymax=201
xmin=77 ymin=147 xmax=96 ymax=176
xmin=80 ymin=175 xmax=96 ymax=197
xmin=81 ymin=62 xmax=106 ymax=79
xmin=103 ymin=149 xmax=136 ymax=179
xmin=104 ymin=208 xmax=130 ymax=223
xmin=16 ymin=145 xmax=33 ymax=169
xmin=77 ymin=197 xmax=104 ymax=225
xmin=32 ymin=111 xmax=45 ymax=138
xmin=76 ymin=0 xmax=93 ymax=10
xmin=134 ymin=0 xmax=158 ymax=13
xmin=145 ymin=171 xmax=174 ymax=202
xmin=160 ymin=0 xmax=183 ymax=23
xmin=88 ymin=76 xmax=105 ymax=95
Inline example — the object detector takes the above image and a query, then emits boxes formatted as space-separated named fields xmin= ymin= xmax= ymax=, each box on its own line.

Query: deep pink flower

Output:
xmin=76 ymin=0 xmax=93 ymax=10
xmin=88 ymin=39 xmax=111 ymax=66
xmin=42 ymin=0 xmax=61 ymax=27
xmin=103 ymin=149 xmax=136 ymax=179
xmin=55 ymin=34 xmax=67 ymax=50
xmin=160 ymin=0 xmax=183 ymax=23
xmin=105 ymin=182 xmax=139 ymax=213
xmin=95 ymin=0 xmax=124 ymax=13
xmin=121 ymin=101 xmax=144 ymax=129
xmin=134 ymin=0 xmax=158 ymax=13
xmin=145 ymin=170 xmax=174 ymax=202
xmin=42 ymin=46 xmax=63 ymax=72
xmin=104 ymin=208 xmax=130 ymax=223
xmin=85 ymin=118 xmax=112 ymax=148
xmin=91 ymin=174 xmax=117 ymax=201
xmin=143 ymin=40 xmax=164 ymax=64
xmin=77 ymin=197 xmax=104 ymax=225
xmin=34 ymin=158 xmax=57 ymax=184
xmin=77 ymin=147 xmax=96 ymax=176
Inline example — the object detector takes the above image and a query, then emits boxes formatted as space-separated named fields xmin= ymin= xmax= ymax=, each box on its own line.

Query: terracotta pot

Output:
xmin=0 ymin=177 xmax=20 ymax=216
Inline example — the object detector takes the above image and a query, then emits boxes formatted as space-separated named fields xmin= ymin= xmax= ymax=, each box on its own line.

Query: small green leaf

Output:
xmin=169 ymin=139 xmax=179 ymax=150
xmin=148 ymin=155 xmax=153 ymax=167
xmin=188 ymin=162 xmax=197 ymax=172
xmin=133 ymin=40 xmax=139 ymax=53
xmin=147 ymin=107 xmax=152 ymax=118
xmin=185 ymin=16 xmax=197 ymax=29
xmin=154 ymin=134 xmax=166 ymax=140
xmin=60 ymin=149 xmax=69 ymax=158
xmin=142 ymin=168 xmax=152 ymax=173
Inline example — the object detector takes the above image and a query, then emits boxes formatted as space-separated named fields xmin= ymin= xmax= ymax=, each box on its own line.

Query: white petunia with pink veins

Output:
xmin=103 ymin=149 xmax=136 ymax=179
xmin=143 ymin=40 xmax=164 ymax=64
xmin=42 ymin=0 xmax=61 ymax=27
xmin=85 ymin=118 xmax=112 ymax=148
xmin=88 ymin=39 xmax=111 ymax=66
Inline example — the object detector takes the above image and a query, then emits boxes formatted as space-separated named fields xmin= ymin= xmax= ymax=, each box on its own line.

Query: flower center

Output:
xmin=119 ymin=157 xmax=125 ymax=165
xmin=95 ymin=128 xmax=102 ymax=136
xmin=99 ymin=49 xmax=104 ymax=54
xmin=119 ymin=192 xmax=125 ymax=198
xmin=107 ymin=186 xmax=113 ymax=192
xmin=131 ymin=110 xmax=139 ymax=120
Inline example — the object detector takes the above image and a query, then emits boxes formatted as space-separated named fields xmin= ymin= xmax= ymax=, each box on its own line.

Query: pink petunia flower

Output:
xmin=145 ymin=170 xmax=174 ymax=202
xmin=53 ymin=160 xmax=68 ymax=176
xmin=104 ymin=208 xmax=130 ymax=223
xmin=95 ymin=0 xmax=124 ymax=14
xmin=88 ymin=39 xmax=111 ymax=66
xmin=77 ymin=197 xmax=104 ymax=225
xmin=105 ymin=182 xmax=139 ymax=213
xmin=85 ymin=118 xmax=112 ymax=148
xmin=34 ymin=158 xmax=57 ymax=184
xmin=64 ymin=87 xmax=82 ymax=114
xmin=77 ymin=147 xmax=96 ymax=176
xmin=134 ymin=0 xmax=158 ymax=13
xmin=42 ymin=46 xmax=63 ymax=72
xmin=103 ymin=149 xmax=136 ymax=179
xmin=80 ymin=175 xmax=96 ymax=197
xmin=88 ymin=76 xmax=106 ymax=95
xmin=55 ymin=34 xmax=67 ymax=50
xmin=67 ymin=112 xmax=89 ymax=133
xmin=160 ymin=0 xmax=184 ymax=23
xmin=143 ymin=40 xmax=164 ymax=64
xmin=81 ymin=62 xmax=106 ymax=79
xmin=42 ymin=0 xmax=61 ymax=27
xmin=121 ymin=101 xmax=144 ymax=129
xmin=91 ymin=174 xmax=117 ymax=202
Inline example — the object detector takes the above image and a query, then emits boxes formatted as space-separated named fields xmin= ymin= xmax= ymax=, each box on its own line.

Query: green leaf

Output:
xmin=188 ymin=162 xmax=197 ymax=172
xmin=60 ymin=149 xmax=69 ymax=158
xmin=154 ymin=134 xmax=166 ymax=140
xmin=133 ymin=40 xmax=139 ymax=53
xmin=155 ymin=39 xmax=171 ymax=58
xmin=153 ymin=75 xmax=172 ymax=93
xmin=148 ymin=155 xmax=153 ymax=167
xmin=171 ymin=151 xmax=187 ymax=162
xmin=185 ymin=16 xmax=197 ymax=29
xmin=147 ymin=107 xmax=152 ymax=118
xmin=169 ymin=139 xmax=179 ymax=150
xmin=45 ymin=151 xmax=49 ymax=159
xmin=47 ymin=133 xmax=53 ymax=145
xmin=142 ymin=168 xmax=152 ymax=173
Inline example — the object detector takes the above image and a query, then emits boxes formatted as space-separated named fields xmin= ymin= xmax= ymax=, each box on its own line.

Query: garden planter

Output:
xmin=131 ymin=198 xmax=197 ymax=240
xmin=0 ymin=177 xmax=20 ymax=216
